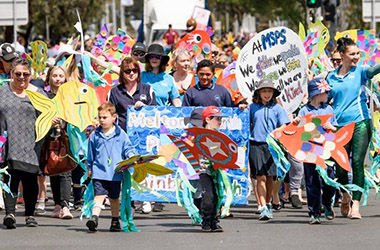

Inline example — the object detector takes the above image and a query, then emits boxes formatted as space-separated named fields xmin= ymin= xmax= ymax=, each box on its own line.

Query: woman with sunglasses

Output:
xmin=108 ymin=57 xmax=157 ymax=132
xmin=0 ymin=58 xmax=47 ymax=229
xmin=326 ymin=37 xmax=380 ymax=219
xmin=141 ymin=44 xmax=181 ymax=107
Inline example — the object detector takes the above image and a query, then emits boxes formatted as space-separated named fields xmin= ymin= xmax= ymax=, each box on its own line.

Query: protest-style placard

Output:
xmin=236 ymin=27 xmax=308 ymax=114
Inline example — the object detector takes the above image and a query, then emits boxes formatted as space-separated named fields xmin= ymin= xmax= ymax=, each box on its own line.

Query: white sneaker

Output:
xmin=141 ymin=202 xmax=152 ymax=214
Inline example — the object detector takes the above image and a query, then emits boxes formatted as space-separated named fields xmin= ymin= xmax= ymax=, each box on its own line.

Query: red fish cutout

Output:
xmin=272 ymin=114 xmax=354 ymax=172
xmin=168 ymin=127 xmax=239 ymax=170
xmin=216 ymin=73 xmax=244 ymax=104
xmin=176 ymin=30 xmax=212 ymax=59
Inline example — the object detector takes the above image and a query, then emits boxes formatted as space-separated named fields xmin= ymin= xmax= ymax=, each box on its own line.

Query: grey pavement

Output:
xmin=1 ymin=193 xmax=380 ymax=250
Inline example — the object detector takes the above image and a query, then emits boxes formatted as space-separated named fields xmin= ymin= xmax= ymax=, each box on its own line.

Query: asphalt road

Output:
xmin=1 ymin=193 xmax=380 ymax=250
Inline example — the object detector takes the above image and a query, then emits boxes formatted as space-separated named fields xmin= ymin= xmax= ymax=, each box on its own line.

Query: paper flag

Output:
xmin=272 ymin=114 xmax=354 ymax=172
xmin=25 ymin=81 xmax=99 ymax=141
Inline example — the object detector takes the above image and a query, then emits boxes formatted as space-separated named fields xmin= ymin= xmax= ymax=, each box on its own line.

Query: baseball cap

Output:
xmin=184 ymin=108 xmax=203 ymax=127
xmin=201 ymin=106 xmax=226 ymax=121
xmin=308 ymin=77 xmax=332 ymax=100
xmin=0 ymin=43 xmax=19 ymax=62
xmin=132 ymin=42 xmax=146 ymax=53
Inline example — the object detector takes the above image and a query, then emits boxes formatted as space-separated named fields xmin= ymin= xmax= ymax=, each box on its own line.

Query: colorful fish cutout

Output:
xmin=25 ymin=81 xmax=99 ymax=142
xmin=335 ymin=29 xmax=380 ymax=67
xmin=25 ymin=40 xmax=48 ymax=77
xmin=272 ymin=114 xmax=354 ymax=172
xmin=0 ymin=131 xmax=7 ymax=162
xmin=168 ymin=127 xmax=240 ymax=170
xmin=176 ymin=30 xmax=212 ymax=61
xmin=299 ymin=20 xmax=330 ymax=60
xmin=115 ymin=155 xmax=174 ymax=183
xmin=103 ymin=28 xmax=135 ymax=65
xmin=94 ymin=24 xmax=109 ymax=49
xmin=216 ymin=73 xmax=244 ymax=104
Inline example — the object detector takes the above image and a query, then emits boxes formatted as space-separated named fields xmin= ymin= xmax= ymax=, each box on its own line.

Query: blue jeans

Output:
xmin=304 ymin=163 xmax=335 ymax=216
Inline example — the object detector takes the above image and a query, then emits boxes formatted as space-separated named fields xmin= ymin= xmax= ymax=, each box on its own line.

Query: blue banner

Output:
xmin=127 ymin=106 xmax=250 ymax=205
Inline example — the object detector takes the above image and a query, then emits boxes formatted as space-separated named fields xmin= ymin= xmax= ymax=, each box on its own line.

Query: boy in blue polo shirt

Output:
xmin=86 ymin=102 xmax=137 ymax=232
xmin=294 ymin=77 xmax=337 ymax=225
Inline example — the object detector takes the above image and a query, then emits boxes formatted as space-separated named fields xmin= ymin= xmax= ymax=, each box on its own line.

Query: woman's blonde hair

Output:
xmin=171 ymin=48 xmax=191 ymax=71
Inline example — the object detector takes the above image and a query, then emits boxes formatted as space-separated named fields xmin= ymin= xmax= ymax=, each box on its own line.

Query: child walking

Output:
xmin=86 ymin=102 xmax=137 ymax=232
xmin=249 ymin=79 xmax=289 ymax=220
xmin=294 ymin=77 xmax=337 ymax=224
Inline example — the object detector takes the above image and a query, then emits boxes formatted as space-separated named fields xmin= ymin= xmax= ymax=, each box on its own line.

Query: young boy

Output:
xmin=294 ymin=77 xmax=337 ymax=224
xmin=86 ymin=102 xmax=137 ymax=232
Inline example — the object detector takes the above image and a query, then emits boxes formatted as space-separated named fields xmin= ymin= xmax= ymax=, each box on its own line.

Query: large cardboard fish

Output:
xmin=25 ymin=40 xmax=48 ymax=77
xmin=272 ymin=114 xmax=354 ymax=171
xmin=176 ymin=29 xmax=212 ymax=61
xmin=25 ymin=81 xmax=99 ymax=142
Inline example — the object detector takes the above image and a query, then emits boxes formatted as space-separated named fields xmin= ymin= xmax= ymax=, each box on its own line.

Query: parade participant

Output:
xmin=163 ymin=24 xmax=179 ymax=53
xmin=131 ymin=42 xmax=147 ymax=64
xmin=171 ymin=48 xmax=193 ymax=99
xmin=141 ymin=44 xmax=181 ymax=107
xmin=294 ymin=77 xmax=337 ymax=224
xmin=326 ymin=37 xmax=380 ymax=219
xmin=249 ymin=79 xmax=289 ymax=220
xmin=198 ymin=106 xmax=226 ymax=232
xmin=109 ymin=57 xmax=157 ymax=132
xmin=330 ymin=49 xmax=342 ymax=69
xmin=0 ymin=43 xmax=19 ymax=81
xmin=42 ymin=66 xmax=73 ymax=219
xmin=182 ymin=59 xmax=233 ymax=107
xmin=0 ymin=58 xmax=46 ymax=229
xmin=86 ymin=102 xmax=137 ymax=232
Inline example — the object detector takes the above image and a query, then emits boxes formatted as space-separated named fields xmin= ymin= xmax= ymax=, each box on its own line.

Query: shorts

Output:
xmin=249 ymin=141 xmax=277 ymax=178
xmin=92 ymin=179 xmax=121 ymax=199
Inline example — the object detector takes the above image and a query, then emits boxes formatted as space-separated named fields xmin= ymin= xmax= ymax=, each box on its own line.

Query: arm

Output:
xmin=366 ymin=64 xmax=380 ymax=79
xmin=168 ymin=75 xmax=181 ymax=106
xmin=83 ymin=51 xmax=120 ymax=75
xmin=123 ymin=135 xmax=138 ymax=159
xmin=172 ymin=98 xmax=182 ymax=107
xmin=182 ymin=91 xmax=191 ymax=106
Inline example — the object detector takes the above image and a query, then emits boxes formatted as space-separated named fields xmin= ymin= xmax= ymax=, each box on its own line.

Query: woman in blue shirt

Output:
xmin=141 ymin=44 xmax=181 ymax=107
xmin=326 ymin=37 xmax=380 ymax=219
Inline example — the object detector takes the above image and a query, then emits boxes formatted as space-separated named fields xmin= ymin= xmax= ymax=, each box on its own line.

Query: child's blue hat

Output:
xmin=308 ymin=77 xmax=332 ymax=100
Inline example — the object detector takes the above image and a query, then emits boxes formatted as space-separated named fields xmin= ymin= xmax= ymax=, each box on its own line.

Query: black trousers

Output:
xmin=50 ymin=172 xmax=72 ymax=208
xmin=3 ymin=169 xmax=38 ymax=216
xmin=71 ymin=165 xmax=84 ymax=203
xmin=200 ymin=173 xmax=218 ymax=221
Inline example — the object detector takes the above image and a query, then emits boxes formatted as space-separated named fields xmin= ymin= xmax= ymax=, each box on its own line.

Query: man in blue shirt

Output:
xmin=182 ymin=60 xmax=233 ymax=107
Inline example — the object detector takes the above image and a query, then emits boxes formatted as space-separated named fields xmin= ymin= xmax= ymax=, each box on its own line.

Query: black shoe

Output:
xmin=272 ymin=203 xmax=282 ymax=211
xmin=211 ymin=221 xmax=223 ymax=232
xmin=3 ymin=214 xmax=16 ymax=229
xmin=86 ymin=218 xmax=98 ymax=232
xmin=110 ymin=220 xmax=121 ymax=232
xmin=290 ymin=195 xmax=302 ymax=209
xmin=25 ymin=217 xmax=38 ymax=227
xmin=201 ymin=219 xmax=212 ymax=232
xmin=152 ymin=203 xmax=164 ymax=212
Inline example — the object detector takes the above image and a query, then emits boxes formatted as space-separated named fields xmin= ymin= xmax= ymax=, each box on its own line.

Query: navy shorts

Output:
xmin=92 ymin=179 xmax=121 ymax=199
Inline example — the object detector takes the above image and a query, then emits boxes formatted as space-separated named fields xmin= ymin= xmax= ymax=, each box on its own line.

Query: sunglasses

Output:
xmin=133 ymin=51 xmax=146 ymax=57
xmin=149 ymin=54 xmax=162 ymax=60
xmin=331 ymin=58 xmax=342 ymax=63
xmin=14 ymin=72 xmax=31 ymax=78
xmin=124 ymin=68 xmax=139 ymax=74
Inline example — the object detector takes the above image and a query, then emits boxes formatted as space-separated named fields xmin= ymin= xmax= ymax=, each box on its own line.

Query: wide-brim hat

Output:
xmin=253 ymin=79 xmax=281 ymax=98
xmin=145 ymin=44 xmax=169 ymax=66
xmin=308 ymin=77 xmax=332 ymax=100
xmin=184 ymin=108 xmax=203 ymax=127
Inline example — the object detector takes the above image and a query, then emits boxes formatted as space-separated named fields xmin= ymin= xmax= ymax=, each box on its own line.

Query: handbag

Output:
xmin=41 ymin=128 xmax=77 ymax=176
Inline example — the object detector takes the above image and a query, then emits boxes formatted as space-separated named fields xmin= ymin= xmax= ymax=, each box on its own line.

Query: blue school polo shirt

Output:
xmin=249 ymin=102 xmax=290 ymax=142
xmin=326 ymin=65 xmax=370 ymax=126
xmin=141 ymin=71 xmax=180 ymax=106
xmin=182 ymin=81 xmax=233 ymax=107
xmin=298 ymin=103 xmax=337 ymax=126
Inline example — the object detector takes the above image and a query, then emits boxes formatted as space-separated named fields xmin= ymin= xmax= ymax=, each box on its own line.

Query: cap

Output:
xmin=0 ymin=43 xmax=19 ymax=62
xmin=308 ymin=77 xmax=332 ymax=100
xmin=184 ymin=108 xmax=203 ymax=127
xmin=201 ymin=106 xmax=225 ymax=121
xmin=132 ymin=42 xmax=146 ymax=53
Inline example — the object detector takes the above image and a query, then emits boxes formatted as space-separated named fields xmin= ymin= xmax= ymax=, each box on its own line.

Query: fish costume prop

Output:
xmin=0 ymin=132 xmax=12 ymax=196
xmin=25 ymin=81 xmax=99 ymax=142
xmin=25 ymin=40 xmax=48 ymax=77
xmin=176 ymin=29 xmax=212 ymax=62
xmin=272 ymin=114 xmax=355 ymax=172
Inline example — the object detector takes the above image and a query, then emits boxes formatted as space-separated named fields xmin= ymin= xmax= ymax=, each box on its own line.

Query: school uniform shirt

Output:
xmin=182 ymin=81 xmax=233 ymax=107
xmin=87 ymin=124 xmax=137 ymax=181
xmin=108 ymin=82 xmax=157 ymax=131
xmin=141 ymin=71 xmax=180 ymax=106
xmin=326 ymin=65 xmax=370 ymax=126
xmin=249 ymin=102 xmax=290 ymax=143
xmin=298 ymin=103 xmax=337 ymax=126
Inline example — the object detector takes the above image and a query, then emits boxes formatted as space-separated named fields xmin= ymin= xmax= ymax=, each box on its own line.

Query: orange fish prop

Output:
xmin=272 ymin=114 xmax=354 ymax=172
xmin=176 ymin=30 xmax=212 ymax=60
xmin=216 ymin=73 xmax=244 ymax=104
xmin=168 ymin=127 xmax=239 ymax=170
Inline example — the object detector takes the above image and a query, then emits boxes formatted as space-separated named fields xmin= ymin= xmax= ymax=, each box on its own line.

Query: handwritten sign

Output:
xmin=236 ymin=27 xmax=308 ymax=114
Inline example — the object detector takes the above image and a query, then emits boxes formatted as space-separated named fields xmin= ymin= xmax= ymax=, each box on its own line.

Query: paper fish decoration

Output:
xmin=103 ymin=28 xmax=135 ymax=65
xmin=115 ymin=155 xmax=174 ymax=183
xmin=168 ymin=127 xmax=240 ymax=170
xmin=335 ymin=29 xmax=380 ymax=67
xmin=216 ymin=73 xmax=244 ymax=104
xmin=272 ymin=114 xmax=354 ymax=172
xmin=0 ymin=131 xmax=7 ymax=162
xmin=176 ymin=30 xmax=212 ymax=60
xmin=25 ymin=40 xmax=48 ymax=77
xmin=94 ymin=24 xmax=109 ymax=49
xmin=25 ymin=81 xmax=99 ymax=142
xmin=299 ymin=20 xmax=330 ymax=60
